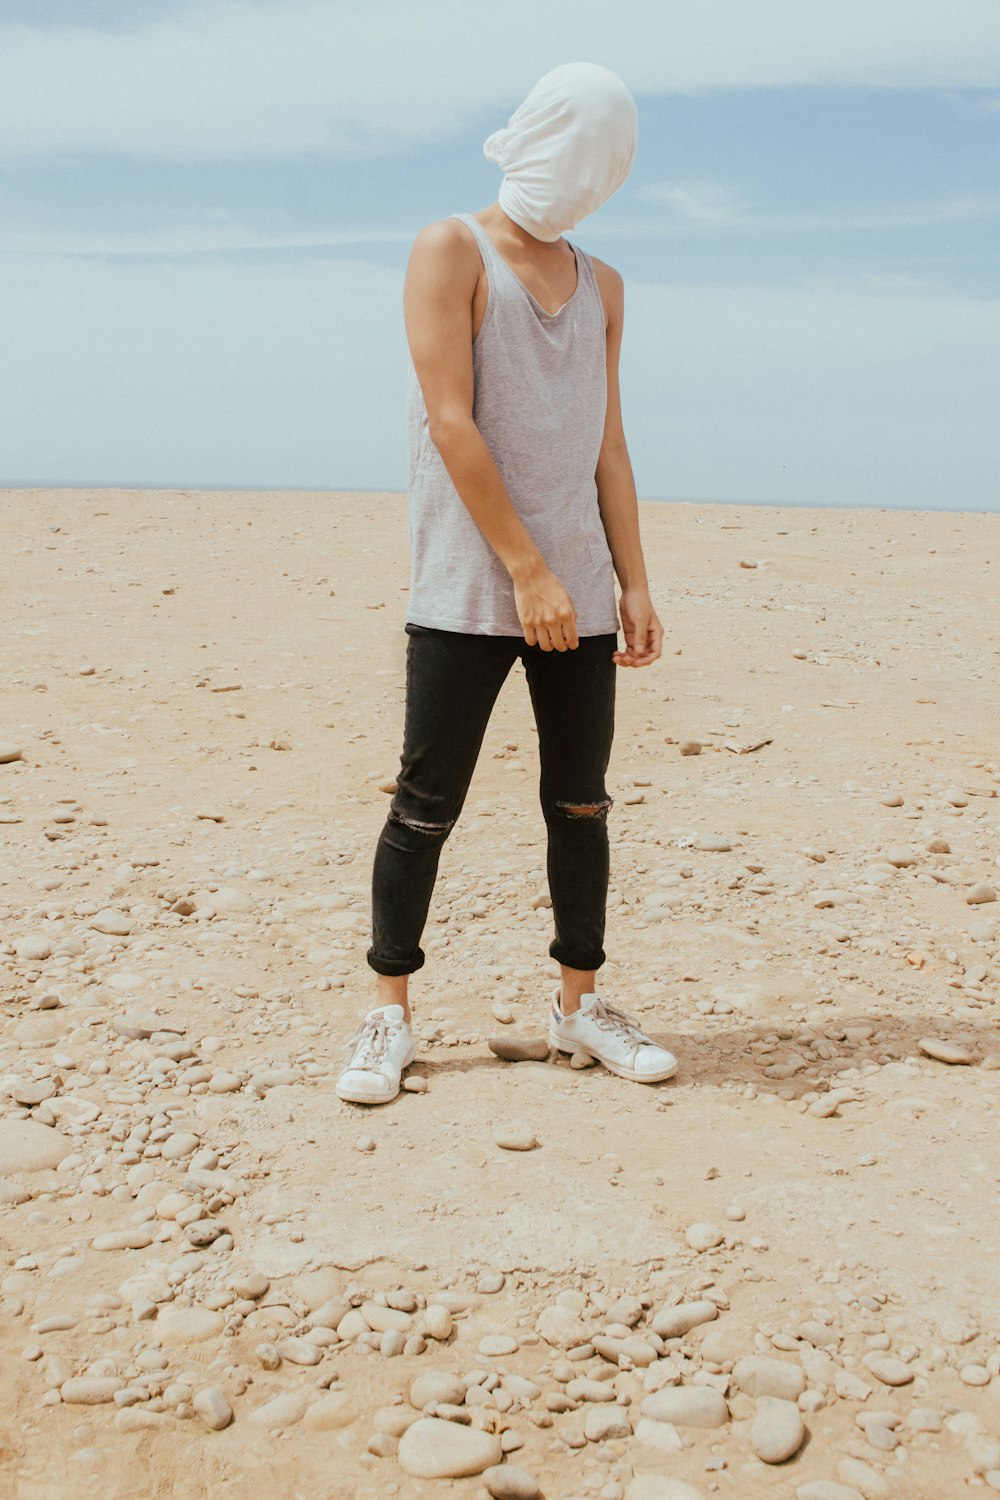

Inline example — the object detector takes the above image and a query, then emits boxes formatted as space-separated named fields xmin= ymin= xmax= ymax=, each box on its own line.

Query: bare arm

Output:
xmin=404 ymin=219 xmax=579 ymax=650
xmin=592 ymin=260 xmax=663 ymax=668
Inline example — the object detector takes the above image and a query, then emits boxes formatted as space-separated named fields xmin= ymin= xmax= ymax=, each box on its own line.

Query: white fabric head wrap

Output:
xmin=483 ymin=62 xmax=638 ymax=243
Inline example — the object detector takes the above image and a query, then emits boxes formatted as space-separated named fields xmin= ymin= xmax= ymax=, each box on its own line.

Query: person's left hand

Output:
xmin=613 ymin=587 xmax=663 ymax=667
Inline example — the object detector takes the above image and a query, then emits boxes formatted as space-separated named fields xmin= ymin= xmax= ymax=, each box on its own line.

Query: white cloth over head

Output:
xmin=483 ymin=62 xmax=638 ymax=243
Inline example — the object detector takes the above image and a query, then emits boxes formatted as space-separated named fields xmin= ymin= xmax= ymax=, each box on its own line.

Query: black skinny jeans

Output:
xmin=368 ymin=623 xmax=617 ymax=977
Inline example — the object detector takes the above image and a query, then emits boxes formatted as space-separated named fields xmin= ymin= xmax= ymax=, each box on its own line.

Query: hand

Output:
xmin=613 ymin=587 xmax=663 ymax=667
xmin=513 ymin=564 xmax=579 ymax=651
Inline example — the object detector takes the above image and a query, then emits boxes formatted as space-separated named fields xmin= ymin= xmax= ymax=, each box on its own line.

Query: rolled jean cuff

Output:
xmin=366 ymin=946 xmax=425 ymax=977
xmin=549 ymin=940 xmax=606 ymax=971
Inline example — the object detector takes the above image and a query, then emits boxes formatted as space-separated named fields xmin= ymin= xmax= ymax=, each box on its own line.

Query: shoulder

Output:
xmin=408 ymin=217 xmax=481 ymax=278
xmin=586 ymin=253 xmax=624 ymax=312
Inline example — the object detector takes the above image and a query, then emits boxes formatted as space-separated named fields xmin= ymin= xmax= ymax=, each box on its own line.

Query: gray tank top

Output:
xmin=404 ymin=212 xmax=619 ymax=637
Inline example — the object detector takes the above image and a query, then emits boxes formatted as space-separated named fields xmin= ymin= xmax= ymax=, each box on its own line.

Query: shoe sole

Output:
xmin=336 ymin=1042 xmax=417 ymax=1105
xmin=549 ymin=1031 xmax=677 ymax=1083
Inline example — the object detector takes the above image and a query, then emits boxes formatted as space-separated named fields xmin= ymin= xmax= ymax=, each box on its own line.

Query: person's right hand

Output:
xmin=514 ymin=565 xmax=579 ymax=651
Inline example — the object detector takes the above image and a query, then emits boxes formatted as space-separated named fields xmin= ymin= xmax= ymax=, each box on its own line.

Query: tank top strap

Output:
xmin=451 ymin=212 xmax=503 ymax=268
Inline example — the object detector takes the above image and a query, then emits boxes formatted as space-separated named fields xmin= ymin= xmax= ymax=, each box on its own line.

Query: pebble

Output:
xmin=627 ymin=1478 xmax=707 ymax=1500
xmin=641 ymin=1387 xmax=729 ymax=1428
xmin=866 ymin=1356 xmax=914 ymax=1387
xmin=60 ymin=1377 xmax=121 ymax=1405
xmin=684 ymin=1221 xmax=724 ymax=1252
xmin=248 ymin=1390 xmax=309 ymax=1429
xmin=160 ymin=1132 xmax=200 ymax=1160
xmin=208 ymin=1071 xmax=242 ymax=1093
xmin=478 ymin=1272 xmax=506 ymax=1294
xmin=918 ymin=1037 xmax=975 ymax=1065
xmin=0 ymin=743 xmax=23 ymax=763
xmin=301 ymin=1391 xmax=357 ymax=1430
xmin=488 ymin=1037 xmax=550 ymax=1063
xmin=583 ymin=1404 xmax=631 ymax=1442
xmin=695 ymin=834 xmax=731 ymax=852
xmin=156 ymin=1306 xmax=225 ymax=1344
xmin=397 ymin=1416 xmax=502 ymax=1479
xmin=837 ymin=1458 xmax=891 ymax=1499
xmin=570 ymin=1049 xmax=596 ymax=1068
xmin=233 ymin=1272 xmax=269 ymax=1300
xmin=678 ymin=741 xmax=702 ymax=756
xmin=422 ymin=1304 xmax=454 ymax=1341
xmin=403 ymin=1075 xmax=428 ymax=1093
xmin=14 ymin=935 xmax=52 ymax=962
xmin=495 ymin=1124 xmax=539 ymax=1151
xmin=652 ymin=1300 xmax=719 ymax=1339
xmin=733 ymin=1356 xmax=807 ymax=1401
xmin=482 ymin=1464 xmax=543 ymax=1500
xmin=410 ymin=1371 xmax=466 ymax=1408
xmin=479 ymin=1334 xmax=519 ymax=1356
xmin=751 ymin=1396 xmax=806 ymax=1462
xmin=0 ymin=1119 xmax=73 ymax=1173
xmin=965 ymin=883 xmax=996 ymax=905
xmin=276 ymin=1336 xmax=322 ymax=1366
xmin=192 ymin=1386 xmax=233 ymax=1430
xmin=797 ymin=1486 xmax=865 ymax=1500
xmin=91 ymin=1228 xmax=154 ymax=1251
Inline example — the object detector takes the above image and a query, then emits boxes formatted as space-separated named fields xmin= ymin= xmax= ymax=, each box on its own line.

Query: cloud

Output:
xmin=2 ymin=0 xmax=999 ymax=161
xmin=628 ymin=182 xmax=1000 ymax=234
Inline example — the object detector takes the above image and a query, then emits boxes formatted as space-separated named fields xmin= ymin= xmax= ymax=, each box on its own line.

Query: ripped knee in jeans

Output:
xmin=387 ymin=807 xmax=456 ymax=836
xmin=555 ymin=798 xmax=613 ymax=819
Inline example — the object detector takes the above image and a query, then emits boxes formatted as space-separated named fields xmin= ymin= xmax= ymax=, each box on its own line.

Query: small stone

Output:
xmin=367 ymin=1432 xmax=398 ymax=1457
xmin=966 ymin=883 xmax=997 ymax=905
xmin=641 ymin=1387 xmax=729 ymax=1428
xmin=495 ymin=1124 xmax=538 ymax=1151
xmin=422 ymin=1305 xmax=454 ymax=1341
xmin=91 ymin=1228 xmax=155 ymax=1251
xmin=61 ymin=1377 xmax=122 ymax=1404
xmin=584 ymin=1404 xmax=631 ymax=1442
xmin=491 ymin=1002 xmax=515 ymax=1024
xmin=751 ymin=1396 xmax=806 ymax=1463
xmin=944 ymin=787 xmax=969 ymax=807
xmin=14 ymin=935 xmax=52 ymax=962
xmin=276 ymin=1336 xmax=322 ymax=1366
xmin=570 ymin=1049 xmax=596 ymax=1068
xmin=208 ymin=1071 xmax=242 ymax=1093
xmin=695 ymin=835 xmax=731 ymax=852
xmin=397 ymin=1416 xmax=502 ymax=1479
xmin=301 ymin=1391 xmax=357 ymax=1430
xmin=410 ymin=1372 xmax=467 ymax=1409
xmin=192 ymin=1386 xmax=233 ymax=1430
xmin=883 ymin=846 xmax=916 ymax=867
xmin=918 ymin=1037 xmax=975 ymax=1065
xmin=403 ymin=1075 xmax=428 ymax=1093
xmin=355 ymin=1134 xmax=376 ymax=1153
xmin=0 ymin=744 xmax=23 ymax=764
xmin=880 ymin=792 xmax=904 ymax=807
xmin=488 ymin=1036 xmax=549 ymax=1063
xmin=926 ymin=836 xmax=951 ymax=853
xmin=160 ymin=1132 xmax=200 ymax=1160
xmin=478 ymin=1273 xmax=506 ymax=1294
xmin=479 ymin=1334 xmax=519 ymax=1357
xmin=733 ymin=1355 xmax=807 ymax=1401
xmin=837 ymin=1458 xmax=891 ymax=1499
xmin=233 ymin=1272 xmax=269 ymax=1300
xmin=866 ymin=1356 xmax=914 ymax=1387
xmin=90 ymin=908 xmax=134 ymax=936
xmin=380 ymin=1329 xmax=406 ymax=1358
xmin=678 ymin=741 xmax=702 ymax=756
xmin=248 ymin=1390 xmax=309 ymax=1429
xmin=959 ymin=1363 xmax=991 ymax=1386
xmin=0 ymin=1120 xmax=73 ymax=1174
xmin=685 ymin=1221 xmax=724 ymax=1252
xmin=482 ymin=1463 xmax=543 ymax=1500
xmin=156 ymin=1306 xmax=225 ymax=1345
xmin=652 ymin=1300 xmax=719 ymax=1339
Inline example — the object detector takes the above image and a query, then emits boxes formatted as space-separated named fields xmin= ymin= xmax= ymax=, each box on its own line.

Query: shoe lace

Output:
xmin=588 ymin=998 xmax=653 ymax=1052
xmin=343 ymin=1012 xmax=396 ymax=1071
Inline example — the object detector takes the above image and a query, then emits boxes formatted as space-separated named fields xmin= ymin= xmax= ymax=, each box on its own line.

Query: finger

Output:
xmin=564 ymin=615 xmax=579 ymax=651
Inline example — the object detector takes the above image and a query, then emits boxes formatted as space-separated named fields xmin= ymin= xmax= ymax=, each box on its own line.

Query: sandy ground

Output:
xmin=1 ymin=488 xmax=998 ymax=1500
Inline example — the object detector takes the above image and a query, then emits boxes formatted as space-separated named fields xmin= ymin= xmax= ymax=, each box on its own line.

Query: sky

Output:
xmin=1 ymin=0 xmax=999 ymax=510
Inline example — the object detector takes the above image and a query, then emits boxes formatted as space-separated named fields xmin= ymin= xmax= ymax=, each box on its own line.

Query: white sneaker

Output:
xmin=549 ymin=988 xmax=677 ymax=1083
xmin=336 ymin=1004 xmax=416 ymax=1105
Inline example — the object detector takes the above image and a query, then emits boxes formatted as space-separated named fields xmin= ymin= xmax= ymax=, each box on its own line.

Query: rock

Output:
xmin=733 ymin=1356 xmax=807 ymax=1401
xmin=276 ymin=1336 xmax=322 ymax=1366
xmin=883 ymin=846 xmax=916 ymax=867
xmin=192 ymin=1386 xmax=233 ymax=1430
xmin=208 ymin=1071 xmax=242 ymax=1093
xmin=865 ymin=1356 xmax=914 ymax=1387
xmin=652 ymin=1300 xmax=719 ymax=1339
xmin=156 ymin=1306 xmax=225 ymax=1344
xmin=160 ymin=1132 xmax=200 ymax=1159
xmin=397 ymin=1417 xmax=502 ymax=1479
xmin=482 ymin=1464 xmax=542 ymax=1500
xmin=684 ymin=1221 xmax=724 ymax=1252
xmin=0 ymin=1119 xmax=72 ymax=1174
xmin=965 ymin=883 xmax=996 ymax=904
xmin=91 ymin=908 xmax=134 ymax=936
xmin=61 ymin=1377 xmax=122 ymax=1404
xmin=633 ymin=1417 xmax=684 ymax=1452
xmin=918 ymin=1035 xmax=975 ymax=1065
xmin=234 ymin=1274 xmax=270 ymax=1303
xmin=678 ymin=741 xmax=702 ymax=756
xmin=797 ymin=1486 xmax=865 ymax=1500
xmin=249 ymin=1390 xmax=309 ymax=1429
xmin=751 ymin=1396 xmax=806 ymax=1462
xmin=488 ymin=1036 xmax=549 ymax=1063
xmin=478 ymin=1272 xmax=506 ymax=1294
xmin=12 ymin=1079 xmax=57 ymax=1106
xmin=584 ymin=1404 xmax=631 ymax=1441
xmin=301 ymin=1391 xmax=356 ymax=1431
xmin=536 ymin=1304 xmax=591 ymax=1349
xmin=628 ymin=1477 xmax=707 ymax=1500
xmin=410 ymin=1372 xmax=467 ymax=1409
xmin=403 ymin=1075 xmax=428 ymax=1093
xmin=570 ymin=1049 xmax=596 ymax=1068
xmin=14 ymin=935 xmax=52 ymax=962
xmin=837 ymin=1459 xmax=891 ymax=1499
xmin=809 ymin=1087 xmax=856 ymax=1118
xmin=641 ymin=1387 xmax=729 ymax=1428
xmin=91 ymin=1228 xmax=155 ymax=1251
xmin=361 ymin=1301 xmax=412 ymax=1333
xmin=422 ymin=1304 xmax=454 ymax=1341
xmin=480 ymin=1334 xmax=519 ymax=1357
xmin=0 ymin=744 xmax=23 ymax=764
xmin=495 ymin=1124 xmax=538 ymax=1151
xmin=695 ymin=834 xmax=731 ymax=852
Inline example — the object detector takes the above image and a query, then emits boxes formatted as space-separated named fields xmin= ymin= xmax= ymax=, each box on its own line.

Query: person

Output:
xmin=337 ymin=61 xmax=677 ymax=1105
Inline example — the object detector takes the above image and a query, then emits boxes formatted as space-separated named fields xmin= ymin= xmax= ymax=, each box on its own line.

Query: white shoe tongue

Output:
xmin=578 ymin=992 xmax=600 ymax=1011
xmin=377 ymin=1004 xmax=405 ymax=1023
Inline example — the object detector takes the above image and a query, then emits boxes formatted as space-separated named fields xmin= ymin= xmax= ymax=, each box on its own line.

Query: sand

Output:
xmin=1 ymin=487 xmax=998 ymax=1500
